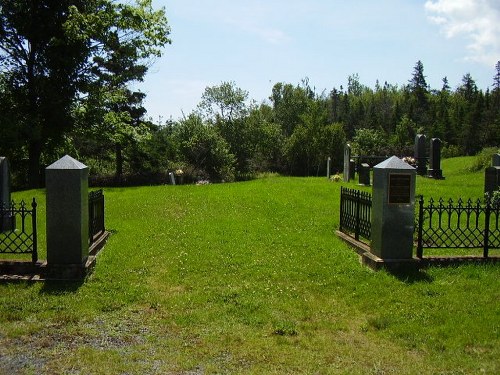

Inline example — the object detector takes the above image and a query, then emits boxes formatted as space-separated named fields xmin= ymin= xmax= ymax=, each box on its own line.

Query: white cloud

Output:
xmin=425 ymin=0 xmax=500 ymax=65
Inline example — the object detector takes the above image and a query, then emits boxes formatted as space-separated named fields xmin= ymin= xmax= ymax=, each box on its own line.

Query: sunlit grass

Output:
xmin=1 ymin=156 xmax=499 ymax=374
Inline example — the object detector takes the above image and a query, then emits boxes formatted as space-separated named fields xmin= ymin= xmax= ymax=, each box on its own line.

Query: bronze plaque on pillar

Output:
xmin=388 ymin=174 xmax=411 ymax=204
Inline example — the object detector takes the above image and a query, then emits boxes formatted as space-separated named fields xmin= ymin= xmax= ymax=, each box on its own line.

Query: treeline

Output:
xmin=76 ymin=60 xmax=500 ymax=185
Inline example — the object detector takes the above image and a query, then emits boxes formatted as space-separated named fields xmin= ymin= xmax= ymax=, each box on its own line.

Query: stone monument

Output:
xmin=428 ymin=138 xmax=444 ymax=179
xmin=371 ymin=156 xmax=416 ymax=260
xmin=492 ymin=154 xmax=500 ymax=167
xmin=343 ymin=144 xmax=351 ymax=182
xmin=414 ymin=134 xmax=427 ymax=176
xmin=358 ymin=163 xmax=370 ymax=186
xmin=45 ymin=155 xmax=89 ymax=267
xmin=485 ymin=166 xmax=500 ymax=195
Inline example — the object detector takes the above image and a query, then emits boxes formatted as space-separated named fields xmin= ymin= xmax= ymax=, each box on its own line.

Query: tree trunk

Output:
xmin=115 ymin=143 xmax=123 ymax=184
xmin=28 ymin=141 xmax=42 ymax=189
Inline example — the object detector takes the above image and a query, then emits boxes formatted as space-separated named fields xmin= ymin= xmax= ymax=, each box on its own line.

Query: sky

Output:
xmin=140 ymin=0 xmax=500 ymax=123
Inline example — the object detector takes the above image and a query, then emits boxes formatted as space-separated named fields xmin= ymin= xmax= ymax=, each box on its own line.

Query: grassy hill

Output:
xmin=1 ymin=156 xmax=499 ymax=374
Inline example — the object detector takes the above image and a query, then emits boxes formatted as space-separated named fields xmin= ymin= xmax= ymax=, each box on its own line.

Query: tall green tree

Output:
xmin=0 ymin=0 xmax=170 ymax=187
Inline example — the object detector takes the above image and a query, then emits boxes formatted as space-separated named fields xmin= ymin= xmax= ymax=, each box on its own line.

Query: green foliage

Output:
xmin=197 ymin=81 xmax=249 ymax=122
xmin=174 ymin=114 xmax=236 ymax=182
xmin=351 ymin=128 xmax=387 ymax=156
xmin=468 ymin=147 xmax=500 ymax=172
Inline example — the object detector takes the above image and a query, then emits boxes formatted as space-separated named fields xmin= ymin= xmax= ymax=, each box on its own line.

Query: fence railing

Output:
xmin=416 ymin=196 xmax=500 ymax=258
xmin=0 ymin=199 xmax=37 ymax=263
xmin=339 ymin=187 xmax=372 ymax=242
xmin=89 ymin=189 xmax=105 ymax=245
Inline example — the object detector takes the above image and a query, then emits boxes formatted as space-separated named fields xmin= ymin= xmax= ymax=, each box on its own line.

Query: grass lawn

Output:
xmin=1 ymin=157 xmax=499 ymax=374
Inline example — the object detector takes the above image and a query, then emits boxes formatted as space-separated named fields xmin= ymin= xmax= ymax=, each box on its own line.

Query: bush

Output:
xmin=468 ymin=147 xmax=499 ymax=172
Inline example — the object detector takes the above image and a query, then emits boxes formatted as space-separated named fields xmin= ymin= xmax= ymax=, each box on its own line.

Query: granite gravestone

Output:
xmin=371 ymin=156 xmax=416 ymax=260
xmin=327 ymin=157 xmax=331 ymax=180
xmin=428 ymin=138 xmax=444 ymax=179
xmin=46 ymin=155 xmax=89 ymax=266
xmin=358 ymin=163 xmax=370 ymax=186
xmin=343 ymin=144 xmax=351 ymax=182
xmin=492 ymin=154 xmax=500 ymax=167
xmin=414 ymin=134 xmax=427 ymax=176
xmin=484 ymin=167 xmax=500 ymax=195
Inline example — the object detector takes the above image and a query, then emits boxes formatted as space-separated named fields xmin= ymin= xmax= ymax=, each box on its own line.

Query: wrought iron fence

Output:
xmin=0 ymin=198 xmax=37 ymax=263
xmin=416 ymin=195 xmax=500 ymax=258
xmin=339 ymin=187 xmax=372 ymax=241
xmin=89 ymin=189 xmax=105 ymax=245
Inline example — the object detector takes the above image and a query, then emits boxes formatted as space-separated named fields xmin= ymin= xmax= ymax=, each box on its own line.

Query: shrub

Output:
xmin=468 ymin=147 xmax=499 ymax=172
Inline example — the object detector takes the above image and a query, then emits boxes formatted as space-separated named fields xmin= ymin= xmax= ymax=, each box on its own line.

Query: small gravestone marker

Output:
xmin=492 ymin=154 xmax=500 ymax=167
xmin=327 ymin=157 xmax=331 ymax=180
xmin=358 ymin=163 xmax=370 ymax=186
xmin=371 ymin=156 xmax=416 ymax=259
xmin=485 ymin=166 xmax=500 ymax=195
xmin=343 ymin=144 xmax=351 ymax=182
xmin=414 ymin=134 xmax=427 ymax=176
xmin=428 ymin=138 xmax=444 ymax=179
xmin=169 ymin=172 xmax=176 ymax=185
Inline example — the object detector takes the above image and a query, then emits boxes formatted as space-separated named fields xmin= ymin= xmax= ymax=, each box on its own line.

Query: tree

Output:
xmin=0 ymin=0 xmax=170 ymax=187
xmin=197 ymin=81 xmax=249 ymax=123
xmin=408 ymin=60 xmax=430 ymax=128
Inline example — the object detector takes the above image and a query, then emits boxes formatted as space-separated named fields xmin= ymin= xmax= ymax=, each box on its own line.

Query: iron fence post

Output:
xmin=31 ymin=198 xmax=38 ymax=263
xmin=339 ymin=187 xmax=344 ymax=232
xmin=417 ymin=195 xmax=424 ymax=258
xmin=355 ymin=189 xmax=360 ymax=241
xmin=484 ymin=196 xmax=491 ymax=258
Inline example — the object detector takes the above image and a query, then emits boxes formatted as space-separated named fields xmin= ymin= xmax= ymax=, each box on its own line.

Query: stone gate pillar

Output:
xmin=371 ymin=156 xmax=416 ymax=260
xmin=45 ymin=155 xmax=89 ymax=271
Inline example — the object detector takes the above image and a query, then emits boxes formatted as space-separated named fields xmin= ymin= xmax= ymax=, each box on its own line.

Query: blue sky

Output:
xmin=140 ymin=0 xmax=500 ymax=122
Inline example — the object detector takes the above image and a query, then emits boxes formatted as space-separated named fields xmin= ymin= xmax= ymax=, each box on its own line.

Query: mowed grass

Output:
xmin=1 ymin=158 xmax=499 ymax=374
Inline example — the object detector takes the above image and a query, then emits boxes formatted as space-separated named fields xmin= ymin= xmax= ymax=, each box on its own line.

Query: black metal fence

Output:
xmin=415 ymin=196 xmax=500 ymax=258
xmin=339 ymin=187 xmax=372 ymax=241
xmin=0 ymin=199 xmax=37 ymax=263
xmin=89 ymin=189 xmax=105 ymax=245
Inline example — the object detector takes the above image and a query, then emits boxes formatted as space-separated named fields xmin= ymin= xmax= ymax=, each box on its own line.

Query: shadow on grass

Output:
xmin=388 ymin=268 xmax=434 ymax=284
xmin=40 ymin=280 xmax=84 ymax=295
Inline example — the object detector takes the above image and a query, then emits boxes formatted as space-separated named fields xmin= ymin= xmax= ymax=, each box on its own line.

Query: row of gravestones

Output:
xmin=1 ymin=155 xmax=94 ymax=278
xmin=343 ymin=135 xmax=444 ymax=185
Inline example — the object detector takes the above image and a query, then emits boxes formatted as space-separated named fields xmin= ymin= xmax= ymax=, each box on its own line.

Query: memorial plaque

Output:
xmin=388 ymin=174 xmax=411 ymax=204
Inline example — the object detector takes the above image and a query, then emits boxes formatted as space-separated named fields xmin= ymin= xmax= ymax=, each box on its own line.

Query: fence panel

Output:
xmin=89 ymin=189 xmax=105 ymax=245
xmin=340 ymin=187 xmax=372 ymax=241
xmin=416 ymin=196 xmax=500 ymax=258
xmin=0 ymin=198 xmax=37 ymax=263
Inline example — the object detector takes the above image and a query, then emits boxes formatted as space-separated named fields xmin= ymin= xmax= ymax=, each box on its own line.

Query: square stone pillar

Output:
xmin=46 ymin=155 xmax=89 ymax=265
xmin=371 ymin=156 xmax=416 ymax=259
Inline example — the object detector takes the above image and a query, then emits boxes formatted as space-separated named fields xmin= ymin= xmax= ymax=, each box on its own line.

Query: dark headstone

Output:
xmin=428 ymin=138 xmax=444 ymax=179
xmin=485 ymin=166 xmax=500 ymax=195
xmin=492 ymin=154 xmax=500 ymax=167
xmin=414 ymin=134 xmax=427 ymax=176
xmin=358 ymin=163 xmax=370 ymax=186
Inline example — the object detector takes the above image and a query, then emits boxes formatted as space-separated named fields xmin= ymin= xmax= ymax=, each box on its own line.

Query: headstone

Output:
xmin=0 ymin=157 xmax=14 ymax=231
xmin=371 ymin=156 xmax=416 ymax=259
xmin=484 ymin=166 xmax=500 ymax=195
xmin=428 ymin=138 xmax=444 ymax=179
xmin=343 ymin=144 xmax=351 ymax=182
xmin=414 ymin=134 xmax=427 ymax=176
xmin=492 ymin=154 xmax=500 ymax=167
xmin=349 ymin=159 xmax=356 ymax=181
xmin=327 ymin=157 xmax=331 ymax=180
xmin=358 ymin=163 xmax=370 ymax=186
xmin=169 ymin=172 xmax=176 ymax=185
xmin=45 ymin=155 xmax=89 ymax=266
